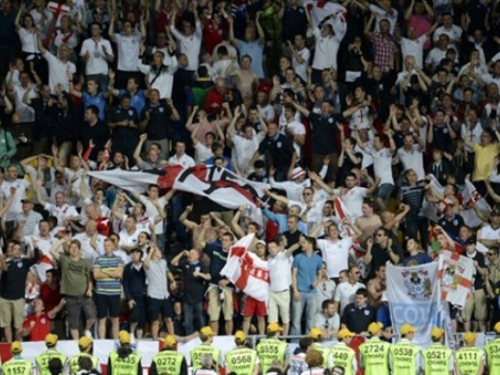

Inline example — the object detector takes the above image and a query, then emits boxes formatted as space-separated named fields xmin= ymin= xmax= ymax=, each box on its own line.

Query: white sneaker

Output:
xmin=84 ymin=330 xmax=92 ymax=338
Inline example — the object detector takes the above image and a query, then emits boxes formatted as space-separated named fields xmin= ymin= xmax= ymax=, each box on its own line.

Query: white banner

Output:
xmin=438 ymin=251 xmax=474 ymax=308
xmin=387 ymin=262 xmax=441 ymax=348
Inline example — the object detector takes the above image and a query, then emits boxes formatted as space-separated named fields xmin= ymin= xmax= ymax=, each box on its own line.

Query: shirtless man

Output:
xmin=180 ymin=205 xmax=227 ymax=247
xmin=355 ymin=200 xmax=383 ymax=241
xmin=227 ymin=55 xmax=259 ymax=104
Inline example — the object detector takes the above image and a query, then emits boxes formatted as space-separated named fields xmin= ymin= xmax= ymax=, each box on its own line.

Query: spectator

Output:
xmin=0 ymin=240 xmax=40 ymax=341
xmin=341 ymin=288 xmax=376 ymax=334
xmin=315 ymin=299 xmax=340 ymax=340
xmin=334 ymin=266 xmax=366 ymax=314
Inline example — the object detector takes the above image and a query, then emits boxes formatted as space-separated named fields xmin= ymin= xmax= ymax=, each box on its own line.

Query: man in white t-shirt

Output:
xmin=108 ymin=15 xmax=145 ymax=88
xmin=397 ymin=24 xmax=436 ymax=68
xmin=80 ymin=22 xmax=114 ymax=92
xmin=334 ymin=265 xmax=365 ymax=314
xmin=36 ymin=35 xmax=76 ymax=94
xmin=267 ymin=238 xmax=295 ymax=335
xmin=289 ymin=34 xmax=310 ymax=82
xmin=73 ymin=219 xmax=107 ymax=265
xmin=283 ymin=104 xmax=306 ymax=160
xmin=396 ymin=133 xmax=425 ymax=180
xmin=335 ymin=173 xmax=378 ymax=220
xmin=170 ymin=7 xmax=202 ymax=71
xmin=433 ymin=12 xmax=462 ymax=50
xmin=168 ymin=141 xmax=195 ymax=168
xmin=1 ymin=164 xmax=31 ymax=223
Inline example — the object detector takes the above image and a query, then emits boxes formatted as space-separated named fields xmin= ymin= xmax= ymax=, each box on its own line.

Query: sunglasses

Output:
xmin=487 ymin=253 xmax=496 ymax=256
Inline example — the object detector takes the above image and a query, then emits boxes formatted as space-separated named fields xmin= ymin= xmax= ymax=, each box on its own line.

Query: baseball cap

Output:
xmin=267 ymin=322 xmax=283 ymax=333
xmin=431 ymin=327 xmax=445 ymax=339
xmin=337 ymin=328 xmax=355 ymax=340
xmin=495 ymin=322 xmax=500 ymax=333
xmin=200 ymin=326 xmax=216 ymax=336
xmin=368 ymin=322 xmax=383 ymax=335
xmin=255 ymin=240 xmax=266 ymax=247
xmin=45 ymin=333 xmax=58 ymax=346
xmin=491 ymin=209 xmax=500 ymax=217
xmin=78 ymin=336 xmax=93 ymax=350
xmin=309 ymin=327 xmax=323 ymax=340
xmin=291 ymin=167 xmax=306 ymax=180
xmin=21 ymin=198 xmax=33 ymax=204
xmin=119 ymin=330 xmax=131 ymax=344
xmin=463 ymin=332 xmax=477 ymax=343
xmin=400 ymin=324 xmax=417 ymax=335
xmin=163 ymin=335 xmax=177 ymax=348
xmin=235 ymin=330 xmax=247 ymax=342
xmin=11 ymin=341 xmax=22 ymax=354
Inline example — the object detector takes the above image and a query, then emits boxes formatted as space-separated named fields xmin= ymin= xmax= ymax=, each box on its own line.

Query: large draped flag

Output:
xmin=88 ymin=164 xmax=268 ymax=210
xmin=387 ymin=261 xmax=441 ymax=347
xmin=220 ymin=233 xmax=269 ymax=302
xmin=437 ymin=250 xmax=474 ymax=308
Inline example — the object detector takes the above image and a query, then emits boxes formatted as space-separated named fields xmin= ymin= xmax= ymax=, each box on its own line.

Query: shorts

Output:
xmin=95 ymin=294 xmax=121 ymax=319
xmin=147 ymin=297 xmax=173 ymax=322
xmin=129 ymin=295 xmax=147 ymax=328
xmin=268 ymin=290 xmax=291 ymax=324
xmin=207 ymin=287 xmax=233 ymax=321
xmin=244 ymin=296 xmax=267 ymax=318
xmin=462 ymin=289 xmax=487 ymax=321
xmin=0 ymin=298 xmax=25 ymax=329
xmin=66 ymin=295 xmax=97 ymax=329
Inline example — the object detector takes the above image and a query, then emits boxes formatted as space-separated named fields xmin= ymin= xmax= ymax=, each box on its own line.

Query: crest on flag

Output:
xmin=437 ymin=251 xmax=474 ymax=308
xmin=401 ymin=269 xmax=433 ymax=300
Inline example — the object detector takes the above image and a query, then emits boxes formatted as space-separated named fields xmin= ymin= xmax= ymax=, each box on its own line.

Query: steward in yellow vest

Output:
xmin=329 ymin=328 xmax=358 ymax=375
xmin=150 ymin=335 xmax=188 ymax=375
xmin=309 ymin=327 xmax=332 ymax=369
xmin=225 ymin=331 xmax=259 ymax=375
xmin=456 ymin=332 xmax=485 ymax=375
xmin=1 ymin=341 xmax=32 ymax=375
xmin=190 ymin=326 xmax=221 ymax=371
xmin=35 ymin=333 xmax=68 ymax=375
xmin=389 ymin=323 xmax=421 ymax=375
xmin=358 ymin=322 xmax=391 ymax=375
xmin=256 ymin=322 xmax=288 ymax=374
xmin=422 ymin=327 xmax=454 ymax=375
xmin=485 ymin=321 xmax=500 ymax=375
xmin=68 ymin=336 xmax=99 ymax=375
xmin=107 ymin=330 xmax=142 ymax=375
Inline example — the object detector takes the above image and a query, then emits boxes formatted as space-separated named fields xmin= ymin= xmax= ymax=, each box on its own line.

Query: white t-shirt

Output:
xmin=340 ymin=186 xmax=367 ymax=220
xmin=139 ymin=196 xmax=168 ymax=235
xmin=117 ymin=228 xmax=141 ymax=264
xmin=369 ymin=4 xmax=398 ymax=34
xmin=461 ymin=122 xmax=483 ymax=152
xmin=232 ymin=133 xmax=263 ymax=172
xmin=371 ymin=147 xmax=394 ymax=185
xmin=43 ymin=50 xmax=76 ymax=94
xmin=168 ymin=153 xmax=195 ymax=168
xmin=334 ymin=281 xmax=365 ymax=313
xmin=80 ymin=37 xmax=114 ymax=75
xmin=44 ymin=202 xmax=79 ymax=224
xmin=18 ymin=28 xmax=39 ymax=54
xmin=433 ymin=25 xmax=463 ymax=44
xmin=115 ymin=32 xmax=141 ymax=72
xmin=194 ymin=142 xmax=213 ymax=163
xmin=400 ymin=36 xmax=427 ymax=68
xmin=292 ymin=47 xmax=311 ymax=82
xmin=170 ymin=21 xmax=202 ymax=71
xmin=316 ymin=237 xmax=353 ymax=278
xmin=285 ymin=120 xmax=306 ymax=158
xmin=1 ymin=179 xmax=30 ymax=222
xmin=268 ymin=252 xmax=293 ymax=292
xmin=396 ymin=144 xmax=425 ymax=180
xmin=73 ymin=232 xmax=106 ymax=264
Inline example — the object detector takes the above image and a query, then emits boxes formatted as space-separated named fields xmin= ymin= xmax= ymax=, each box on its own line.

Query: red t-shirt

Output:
xmin=23 ymin=313 xmax=51 ymax=341
xmin=203 ymin=19 xmax=224 ymax=55
xmin=39 ymin=283 xmax=62 ymax=315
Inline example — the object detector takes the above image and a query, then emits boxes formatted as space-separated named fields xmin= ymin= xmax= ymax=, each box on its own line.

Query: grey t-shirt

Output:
xmin=145 ymin=259 xmax=169 ymax=300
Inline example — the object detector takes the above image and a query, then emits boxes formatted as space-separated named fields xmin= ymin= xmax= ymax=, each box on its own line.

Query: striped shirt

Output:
xmin=93 ymin=254 xmax=124 ymax=295
xmin=400 ymin=184 xmax=425 ymax=220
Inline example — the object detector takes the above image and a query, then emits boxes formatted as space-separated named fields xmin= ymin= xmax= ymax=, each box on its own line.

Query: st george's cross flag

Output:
xmin=88 ymin=164 xmax=268 ymax=210
xmin=438 ymin=250 xmax=474 ymax=308
xmin=220 ymin=233 xmax=269 ymax=302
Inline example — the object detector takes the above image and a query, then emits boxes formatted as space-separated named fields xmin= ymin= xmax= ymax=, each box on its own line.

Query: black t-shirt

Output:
xmin=177 ymin=258 xmax=209 ymax=304
xmin=203 ymin=243 xmax=229 ymax=284
xmin=368 ymin=241 xmax=404 ymax=280
xmin=341 ymin=302 xmax=376 ymax=333
xmin=141 ymin=102 xmax=173 ymax=140
xmin=0 ymin=248 xmax=40 ymax=300
xmin=81 ymin=120 xmax=110 ymax=160
xmin=258 ymin=134 xmax=295 ymax=170
xmin=438 ymin=214 xmax=465 ymax=237
xmin=307 ymin=112 xmax=341 ymax=155
xmin=108 ymin=106 xmax=140 ymax=139
xmin=467 ymin=251 xmax=486 ymax=290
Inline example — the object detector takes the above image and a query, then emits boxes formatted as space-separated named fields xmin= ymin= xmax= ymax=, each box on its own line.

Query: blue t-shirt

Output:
xmin=82 ymin=92 xmax=106 ymax=120
xmin=402 ymin=252 xmax=433 ymax=267
xmin=292 ymin=252 xmax=322 ymax=293
xmin=236 ymin=39 xmax=265 ymax=78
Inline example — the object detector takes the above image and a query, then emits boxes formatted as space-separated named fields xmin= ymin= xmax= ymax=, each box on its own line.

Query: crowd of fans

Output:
xmin=2 ymin=0 xmax=500 ymax=369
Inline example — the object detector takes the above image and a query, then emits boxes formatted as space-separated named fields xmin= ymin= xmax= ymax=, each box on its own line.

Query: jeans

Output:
xmin=378 ymin=183 xmax=395 ymax=202
xmin=290 ymin=291 xmax=317 ymax=336
xmin=183 ymin=302 xmax=205 ymax=335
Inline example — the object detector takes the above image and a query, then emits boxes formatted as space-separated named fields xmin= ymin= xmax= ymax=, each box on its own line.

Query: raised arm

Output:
xmin=133 ymin=134 xmax=147 ymax=166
